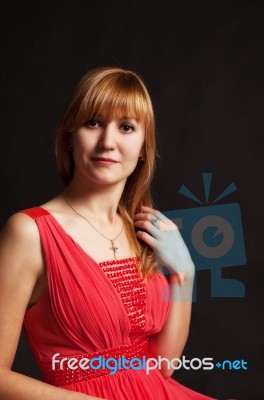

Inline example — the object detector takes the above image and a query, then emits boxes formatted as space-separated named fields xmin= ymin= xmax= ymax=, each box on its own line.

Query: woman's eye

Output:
xmin=85 ymin=119 xmax=100 ymax=128
xmin=120 ymin=124 xmax=134 ymax=133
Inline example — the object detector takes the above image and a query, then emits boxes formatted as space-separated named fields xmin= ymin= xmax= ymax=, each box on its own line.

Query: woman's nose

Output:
xmin=98 ymin=123 xmax=116 ymax=150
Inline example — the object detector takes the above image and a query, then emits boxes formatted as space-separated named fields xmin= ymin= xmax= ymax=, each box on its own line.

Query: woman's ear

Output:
xmin=138 ymin=144 xmax=146 ymax=161
xmin=138 ymin=148 xmax=145 ymax=162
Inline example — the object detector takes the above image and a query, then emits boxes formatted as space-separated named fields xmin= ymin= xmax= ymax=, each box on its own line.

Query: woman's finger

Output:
xmin=134 ymin=220 xmax=160 ymax=239
xmin=140 ymin=206 xmax=174 ymax=227
xmin=136 ymin=229 xmax=157 ymax=249
xmin=141 ymin=205 xmax=165 ymax=219
xmin=134 ymin=212 xmax=163 ymax=226
xmin=136 ymin=208 xmax=177 ymax=231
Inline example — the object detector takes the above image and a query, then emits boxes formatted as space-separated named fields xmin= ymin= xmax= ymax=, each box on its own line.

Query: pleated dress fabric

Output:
xmin=21 ymin=207 xmax=215 ymax=400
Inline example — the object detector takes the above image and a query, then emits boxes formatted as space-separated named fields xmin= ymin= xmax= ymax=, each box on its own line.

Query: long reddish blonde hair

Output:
xmin=55 ymin=67 xmax=158 ymax=279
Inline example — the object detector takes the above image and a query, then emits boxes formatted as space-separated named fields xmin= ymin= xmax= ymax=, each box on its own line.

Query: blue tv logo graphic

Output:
xmin=163 ymin=173 xmax=246 ymax=299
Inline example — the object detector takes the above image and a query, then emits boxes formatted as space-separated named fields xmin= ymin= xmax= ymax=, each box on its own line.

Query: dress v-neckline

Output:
xmin=37 ymin=206 xmax=138 ymax=267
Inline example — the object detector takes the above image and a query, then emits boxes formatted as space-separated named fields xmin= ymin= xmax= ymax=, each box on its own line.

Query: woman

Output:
xmin=0 ymin=67 xmax=215 ymax=399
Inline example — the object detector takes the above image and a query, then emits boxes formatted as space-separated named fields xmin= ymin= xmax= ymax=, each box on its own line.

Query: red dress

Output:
xmin=21 ymin=207 xmax=215 ymax=400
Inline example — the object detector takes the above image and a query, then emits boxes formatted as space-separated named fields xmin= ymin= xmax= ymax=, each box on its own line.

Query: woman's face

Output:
xmin=70 ymin=115 xmax=145 ymax=187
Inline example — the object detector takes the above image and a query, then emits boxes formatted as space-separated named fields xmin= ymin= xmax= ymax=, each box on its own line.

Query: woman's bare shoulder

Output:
xmin=2 ymin=194 xmax=63 ymax=235
xmin=1 ymin=211 xmax=39 ymax=240
xmin=0 ymin=212 xmax=44 ymax=274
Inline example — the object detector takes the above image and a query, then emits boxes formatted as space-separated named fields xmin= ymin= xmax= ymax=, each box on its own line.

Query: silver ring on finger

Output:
xmin=150 ymin=216 xmax=159 ymax=229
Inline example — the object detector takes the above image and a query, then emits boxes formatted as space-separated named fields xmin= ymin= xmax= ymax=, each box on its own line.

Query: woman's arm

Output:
xmin=134 ymin=205 xmax=195 ymax=378
xmin=148 ymin=272 xmax=194 ymax=378
xmin=0 ymin=213 xmax=105 ymax=400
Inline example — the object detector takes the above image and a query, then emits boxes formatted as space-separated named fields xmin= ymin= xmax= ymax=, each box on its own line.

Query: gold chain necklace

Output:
xmin=62 ymin=195 xmax=124 ymax=259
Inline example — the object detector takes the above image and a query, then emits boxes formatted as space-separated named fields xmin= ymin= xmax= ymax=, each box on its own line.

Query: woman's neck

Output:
xmin=62 ymin=178 xmax=126 ymax=225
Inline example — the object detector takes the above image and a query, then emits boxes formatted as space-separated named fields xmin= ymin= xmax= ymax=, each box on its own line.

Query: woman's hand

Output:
xmin=134 ymin=206 xmax=195 ymax=284
xmin=135 ymin=206 xmax=195 ymax=365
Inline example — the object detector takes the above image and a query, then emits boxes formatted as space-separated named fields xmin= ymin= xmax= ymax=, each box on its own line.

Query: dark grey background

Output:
xmin=1 ymin=1 xmax=264 ymax=399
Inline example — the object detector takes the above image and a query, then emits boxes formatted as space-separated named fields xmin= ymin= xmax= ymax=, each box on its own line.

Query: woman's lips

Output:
xmin=91 ymin=157 xmax=118 ymax=165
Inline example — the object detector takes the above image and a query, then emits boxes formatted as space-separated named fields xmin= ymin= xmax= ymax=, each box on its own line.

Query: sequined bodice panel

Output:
xmin=99 ymin=257 xmax=146 ymax=337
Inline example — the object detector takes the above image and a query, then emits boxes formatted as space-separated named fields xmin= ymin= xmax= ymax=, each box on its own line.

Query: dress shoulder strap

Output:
xmin=19 ymin=207 xmax=50 ymax=220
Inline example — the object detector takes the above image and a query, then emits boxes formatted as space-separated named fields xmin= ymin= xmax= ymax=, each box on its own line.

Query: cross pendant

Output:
xmin=110 ymin=240 xmax=118 ymax=259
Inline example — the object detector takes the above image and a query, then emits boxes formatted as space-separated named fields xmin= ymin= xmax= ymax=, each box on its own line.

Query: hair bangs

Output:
xmin=76 ymin=74 xmax=151 ymax=128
